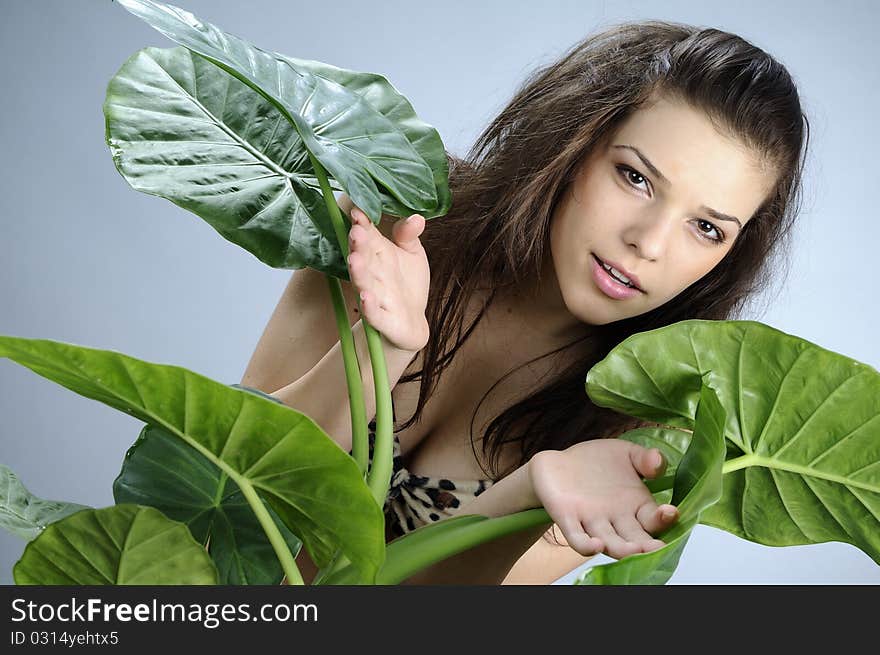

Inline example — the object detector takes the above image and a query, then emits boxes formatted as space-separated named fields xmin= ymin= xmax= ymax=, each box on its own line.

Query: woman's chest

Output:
xmin=389 ymin=324 xmax=560 ymax=482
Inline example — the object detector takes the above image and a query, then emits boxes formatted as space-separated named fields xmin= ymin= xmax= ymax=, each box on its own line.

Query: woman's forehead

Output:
xmin=613 ymin=97 xmax=751 ymax=163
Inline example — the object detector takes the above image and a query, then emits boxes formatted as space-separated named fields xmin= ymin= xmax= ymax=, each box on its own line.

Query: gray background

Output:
xmin=1 ymin=0 xmax=878 ymax=585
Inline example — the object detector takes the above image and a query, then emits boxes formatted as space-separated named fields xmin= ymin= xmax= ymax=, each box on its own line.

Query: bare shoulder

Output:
xmin=501 ymin=528 xmax=595 ymax=585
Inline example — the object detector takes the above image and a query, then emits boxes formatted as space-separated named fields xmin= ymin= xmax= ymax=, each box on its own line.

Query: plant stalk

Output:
xmin=381 ymin=509 xmax=553 ymax=585
xmin=322 ymin=508 xmax=555 ymax=585
xmin=308 ymin=153 xmax=396 ymax=584
xmin=305 ymin=155 xmax=369 ymax=474
xmin=237 ymin=479 xmax=304 ymax=585
xmin=308 ymin=153 xmax=394 ymax=506
xmin=325 ymin=276 xmax=369 ymax=474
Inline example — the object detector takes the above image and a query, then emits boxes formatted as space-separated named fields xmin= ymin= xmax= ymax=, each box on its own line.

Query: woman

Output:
xmin=240 ymin=20 xmax=808 ymax=584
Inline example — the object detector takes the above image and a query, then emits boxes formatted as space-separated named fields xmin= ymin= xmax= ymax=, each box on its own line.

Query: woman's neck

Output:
xmin=492 ymin=249 xmax=590 ymax=350
xmin=483 ymin=285 xmax=590 ymax=366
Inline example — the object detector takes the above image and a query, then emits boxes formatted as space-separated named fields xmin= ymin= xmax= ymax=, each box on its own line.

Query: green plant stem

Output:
xmin=362 ymin=331 xmax=394 ymax=500
xmin=307 ymin=153 xmax=394 ymax=506
xmin=304 ymin=155 xmax=369 ymax=474
xmin=325 ymin=276 xmax=369 ymax=474
xmin=308 ymin=153 xmax=396 ymax=584
xmin=236 ymin=479 xmax=304 ymax=585
xmin=380 ymin=509 xmax=552 ymax=585
xmin=213 ymin=471 xmax=228 ymax=505
xmin=321 ymin=508 xmax=554 ymax=585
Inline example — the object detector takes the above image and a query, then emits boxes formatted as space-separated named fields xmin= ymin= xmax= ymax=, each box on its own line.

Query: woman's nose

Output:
xmin=621 ymin=209 xmax=677 ymax=262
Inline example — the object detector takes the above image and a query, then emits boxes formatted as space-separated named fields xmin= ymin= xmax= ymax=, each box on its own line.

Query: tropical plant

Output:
xmin=1 ymin=0 xmax=877 ymax=585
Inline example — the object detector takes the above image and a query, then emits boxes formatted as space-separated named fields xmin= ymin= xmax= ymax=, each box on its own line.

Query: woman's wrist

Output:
xmin=521 ymin=454 xmax=545 ymax=511
xmin=380 ymin=335 xmax=423 ymax=360
xmin=457 ymin=457 xmax=543 ymax=520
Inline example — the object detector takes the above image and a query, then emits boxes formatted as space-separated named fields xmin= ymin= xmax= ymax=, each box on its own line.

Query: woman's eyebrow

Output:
xmin=611 ymin=144 xmax=743 ymax=229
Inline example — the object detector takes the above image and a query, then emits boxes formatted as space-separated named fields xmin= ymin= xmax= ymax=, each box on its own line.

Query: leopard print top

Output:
xmin=363 ymin=405 xmax=495 ymax=539
xmin=232 ymin=384 xmax=495 ymax=540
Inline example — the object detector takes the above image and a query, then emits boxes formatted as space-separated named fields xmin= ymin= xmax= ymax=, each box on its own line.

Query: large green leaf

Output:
xmin=114 ymin=0 xmax=449 ymax=228
xmin=273 ymin=54 xmax=452 ymax=221
xmin=586 ymin=319 xmax=880 ymax=565
xmin=0 ymin=336 xmax=385 ymax=581
xmin=576 ymin=381 xmax=726 ymax=584
xmin=113 ymin=424 xmax=303 ymax=585
xmin=0 ymin=464 xmax=89 ymax=540
xmin=104 ymin=46 xmax=347 ymax=277
xmin=14 ymin=504 xmax=217 ymax=585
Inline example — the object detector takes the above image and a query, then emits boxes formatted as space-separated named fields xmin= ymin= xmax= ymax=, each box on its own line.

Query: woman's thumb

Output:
xmin=392 ymin=214 xmax=425 ymax=250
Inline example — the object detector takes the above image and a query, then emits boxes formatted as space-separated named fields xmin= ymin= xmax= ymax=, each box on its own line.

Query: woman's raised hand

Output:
xmin=346 ymin=206 xmax=431 ymax=353
xmin=528 ymin=439 xmax=680 ymax=560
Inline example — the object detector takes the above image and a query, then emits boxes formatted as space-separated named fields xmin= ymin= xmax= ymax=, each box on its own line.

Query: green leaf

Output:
xmin=586 ymin=319 xmax=880 ymax=566
xmin=113 ymin=424 xmax=303 ymax=584
xmin=273 ymin=54 xmax=452 ymax=221
xmin=0 ymin=464 xmax=90 ymax=541
xmin=113 ymin=0 xmax=450 ymax=227
xmin=0 ymin=335 xmax=385 ymax=582
xmin=104 ymin=45 xmax=347 ymax=277
xmin=14 ymin=504 xmax=217 ymax=585
xmin=576 ymin=381 xmax=726 ymax=585
xmin=579 ymin=530 xmax=693 ymax=586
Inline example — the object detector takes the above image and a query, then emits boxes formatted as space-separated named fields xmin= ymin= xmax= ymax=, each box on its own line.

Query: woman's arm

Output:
xmin=240 ymin=265 xmax=361 ymax=394
xmin=398 ymin=460 xmax=551 ymax=585
xmin=501 ymin=528 xmax=595 ymax=584
xmin=399 ymin=440 xmax=679 ymax=585
xmin=272 ymin=318 xmax=420 ymax=453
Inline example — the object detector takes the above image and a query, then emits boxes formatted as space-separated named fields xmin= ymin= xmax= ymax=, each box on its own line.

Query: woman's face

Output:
xmin=547 ymin=94 xmax=776 ymax=328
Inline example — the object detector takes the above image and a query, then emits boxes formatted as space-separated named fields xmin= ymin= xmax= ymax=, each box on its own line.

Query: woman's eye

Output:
xmin=617 ymin=165 xmax=650 ymax=193
xmin=695 ymin=219 xmax=725 ymax=244
xmin=617 ymin=165 xmax=726 ymax=245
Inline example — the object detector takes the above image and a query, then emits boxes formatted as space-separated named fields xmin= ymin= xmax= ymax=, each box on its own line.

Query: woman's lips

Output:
xmin=590 ymin=253 xmax=643 ymax=300
xmin=593 ymin=254 xmax=644 ymax=292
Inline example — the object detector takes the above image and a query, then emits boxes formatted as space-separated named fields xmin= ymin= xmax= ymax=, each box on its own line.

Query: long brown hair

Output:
xmin=397 ymin=21 xmax=809 ymax=492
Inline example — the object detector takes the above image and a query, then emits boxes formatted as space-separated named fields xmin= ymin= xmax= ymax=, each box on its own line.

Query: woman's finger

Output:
xmin=556 ymin=515 xmax=603 ymax=557
xmin=611 ymin=514 xmax=653 ymax=543
xmin=635 ymin=501 xmax=678 ymax=535
xmin=584 ymin=518 xmax=640 ymax=559
xmin=611 ymin=515 xmax=662 ymax=553
xmin=349 ymin=206 xmax=366 ymax=225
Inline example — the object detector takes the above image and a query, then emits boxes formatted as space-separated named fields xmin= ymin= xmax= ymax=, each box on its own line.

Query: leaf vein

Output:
xmin=752 ymin=348 xmax=809 ymax=452
xmin=773 ymin=372 xmax=866 ymax=461
xmin=807 ymin=411 xmax=880 ymax=470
